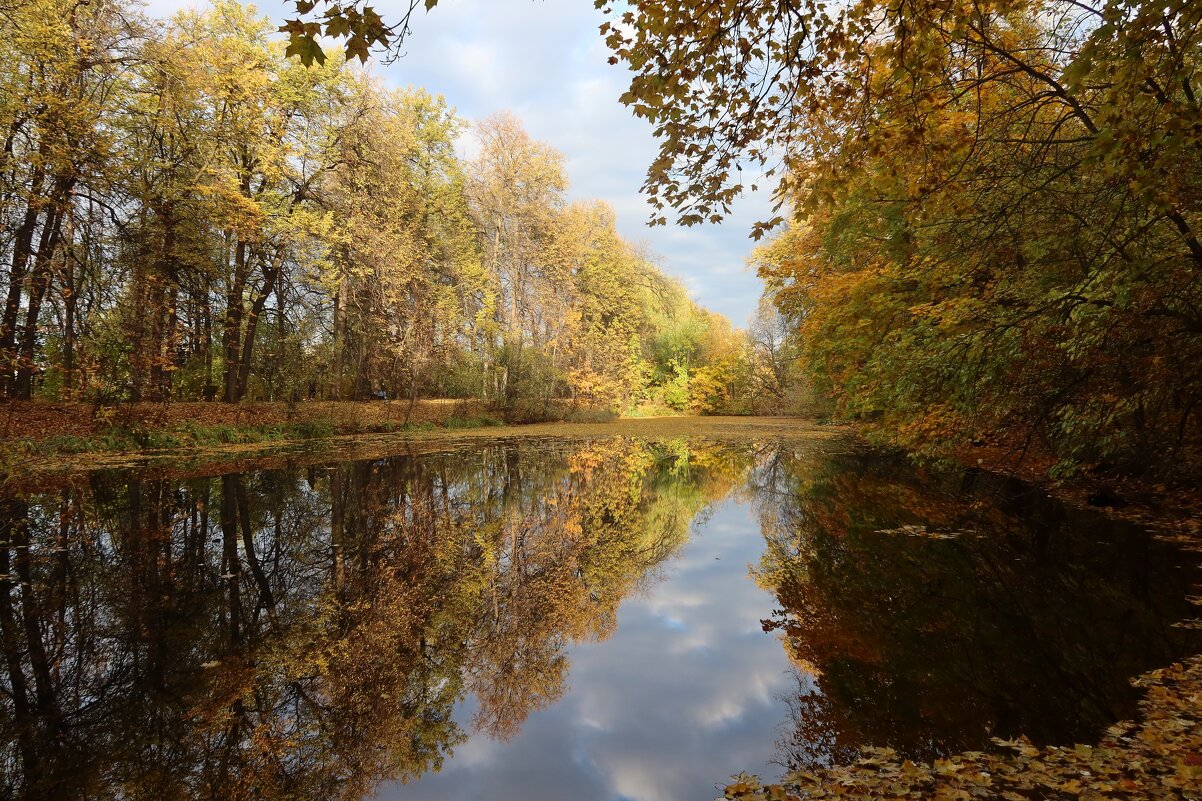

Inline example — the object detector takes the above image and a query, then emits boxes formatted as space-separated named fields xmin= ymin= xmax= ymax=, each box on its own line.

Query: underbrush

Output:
xmin=2 ymin=398 xmax=638 ymax=462
xmin=10 ymin=419 xmax=344 ymax=457
xmin=625 ymin=401 xmax=687 ymax=418
xmin=444 ymin=415 xmax=504 ymax=429
xmin=494 ymin=399 xmax=618 ymax=425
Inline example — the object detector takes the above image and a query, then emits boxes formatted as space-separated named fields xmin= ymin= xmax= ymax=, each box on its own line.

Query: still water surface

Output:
xmin=1 ymin=431 xmax=1198 ymax=801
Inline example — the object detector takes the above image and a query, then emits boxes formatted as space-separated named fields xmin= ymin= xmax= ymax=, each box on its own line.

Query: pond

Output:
xmin=1 ymin=422 xmax=1199 ymax=801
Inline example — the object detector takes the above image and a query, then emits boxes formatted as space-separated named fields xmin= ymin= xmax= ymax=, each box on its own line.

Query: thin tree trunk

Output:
xmin=16 ymin=197 xmax=68 ymax=399
xmin=233 ymin=258 xmax=280 ymax=402
xmin=1 ymin=162 xmax=46 ymax=396
xmin=222 ymin=237 xmax=247 ymax=402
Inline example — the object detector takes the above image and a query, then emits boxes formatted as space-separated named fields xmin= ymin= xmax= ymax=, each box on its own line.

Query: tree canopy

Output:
xmin=280 ymin=0 xmax=1202 ymax=472
xmin=0 ymin=0 xmax=792 ymax=416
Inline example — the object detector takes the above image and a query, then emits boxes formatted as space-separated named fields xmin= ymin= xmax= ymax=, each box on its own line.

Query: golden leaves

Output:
xmin=727 ymin=653 xmax=1202 ymax=801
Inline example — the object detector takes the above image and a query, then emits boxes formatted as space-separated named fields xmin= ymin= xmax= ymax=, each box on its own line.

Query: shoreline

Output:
xmin=941 ymin=438 xmax=1202 ymax=541
xmin=3 ymin=400 xmax=1199 ymax=540
xmin=0 ymin=413 xmax=838 ymax=490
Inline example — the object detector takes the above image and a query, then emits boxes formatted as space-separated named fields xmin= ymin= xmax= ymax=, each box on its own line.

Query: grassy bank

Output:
xmin=0 ymin=416 xmax=835 ymax=490
xmin=0 ymin=398 xmax=627 ymax=460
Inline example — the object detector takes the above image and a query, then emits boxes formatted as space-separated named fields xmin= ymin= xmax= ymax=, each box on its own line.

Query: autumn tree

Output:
xmin=587 ymin=0 xmax=1202 ymax=471
xmin=1 ymin=0 xmax=740 ymax=416
xmin=324 ymin=82 xmax=483 ymax=403
xmin=0 ymin=0 xmax=135 ymax=398
xmin=466 ymin=112 xmax=568 ymax=403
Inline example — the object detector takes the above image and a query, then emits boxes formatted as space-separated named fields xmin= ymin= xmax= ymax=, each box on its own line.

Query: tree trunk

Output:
xmin=15 ymin=196 xmax=68 ymax=400
xmin=222 ymin=237 xmax=247 ymax=402
xmin=233 ymin=256 xmax=280 ymax=402
xmin=0 ymin=161 xmax=46 ymax=397
xmin=60 ymin=252 xmax=76 ymax=396
xmin=331 ymin=276 xmax=344 ymax=400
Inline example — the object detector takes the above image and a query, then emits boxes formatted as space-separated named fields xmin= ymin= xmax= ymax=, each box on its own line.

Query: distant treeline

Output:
xmin=0 ymin=0 xmax=807 ymax=416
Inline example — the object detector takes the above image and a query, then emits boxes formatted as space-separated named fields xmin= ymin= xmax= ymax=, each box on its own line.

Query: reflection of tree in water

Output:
xmin=0 ymin=438 xmax=749 ymax=801
xmin=752 ymin=445 xmax=1202 ymax=772
xmin=770 ymin=669 xmax=860 ymax=771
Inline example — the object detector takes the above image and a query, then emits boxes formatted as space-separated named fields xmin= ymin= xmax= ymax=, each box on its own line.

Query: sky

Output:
xmin=141 ymin=0 xmax=774 ymax=326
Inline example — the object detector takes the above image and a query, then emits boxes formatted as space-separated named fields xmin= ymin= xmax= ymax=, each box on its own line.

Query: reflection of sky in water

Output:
xmin=378 ymin=496 xmax=797 ymax=801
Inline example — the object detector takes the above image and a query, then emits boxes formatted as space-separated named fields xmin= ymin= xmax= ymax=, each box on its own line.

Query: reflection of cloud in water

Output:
xmin=377 ymin=498 xmax=795 ymax=801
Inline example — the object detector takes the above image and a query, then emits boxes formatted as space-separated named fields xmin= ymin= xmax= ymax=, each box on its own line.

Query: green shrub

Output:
xmin=444 ymin=415 xmax=504 ymax=429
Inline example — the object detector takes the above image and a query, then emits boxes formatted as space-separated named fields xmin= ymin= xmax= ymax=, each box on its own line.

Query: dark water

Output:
xmin=0 ymin=435 xmax=1198 ymax=801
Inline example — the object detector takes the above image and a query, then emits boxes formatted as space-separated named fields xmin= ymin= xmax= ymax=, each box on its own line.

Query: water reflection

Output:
xmin=0 ymin=436 xmax=1197 ymax=801
xmin=751 ymin=445 xmax=1202 ymax=770
xmin=386 ymin=496 xmax=797 ymax=801
xmin=0 ymin=439 xmax=749 ymax=801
